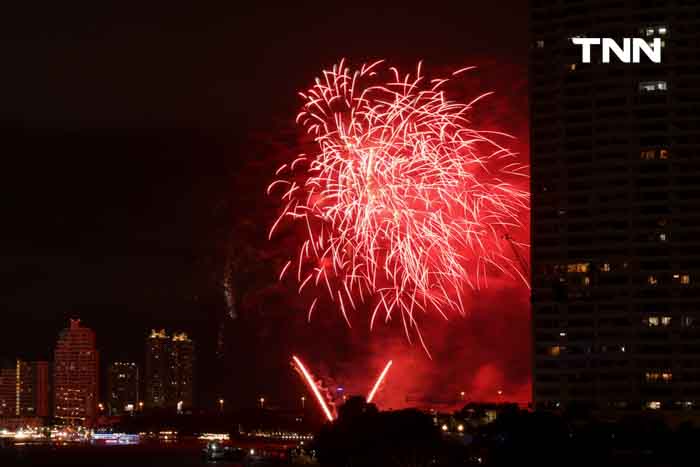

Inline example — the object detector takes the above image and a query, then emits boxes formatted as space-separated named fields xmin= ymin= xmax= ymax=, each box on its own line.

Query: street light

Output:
xmin=138 ymin=401 xmax=144 ymax=412
xmin=460 ymin=391 xmax=465 ymax=400
xmin=218 ymin=398 xmax=224 ymax=413
xmin=259 ymin=397 xmax=265 ymax=409
xmin=300 ymin=396 xmax=305 ymax=409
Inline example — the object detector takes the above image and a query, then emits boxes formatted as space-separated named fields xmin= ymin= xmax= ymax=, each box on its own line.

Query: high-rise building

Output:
xmin=531 ymin=2 xmax=700 ymax=410
xmin=0 ymin=360 xmax=50 ymax=417
xmin=144 ymin=329 xmax=170 ymax=408
xmin=144 ymin=329 xmax=195 ymax=410
xmin=33 ymin=361 xmax=50 ymax=417
xmin=53 ymin=319 xmax=99 ymax=425
xmin=106 ymin=362 xmax=139 ymax=415
xmin=170 ymin=332 xmax=195 ymax=409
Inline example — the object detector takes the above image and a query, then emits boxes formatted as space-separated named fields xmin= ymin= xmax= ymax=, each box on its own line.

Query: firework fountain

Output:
xmin=366 ymin=360 xmax=393 ymax=403
xmin=292 ymin=355 xmax=335 ymax=422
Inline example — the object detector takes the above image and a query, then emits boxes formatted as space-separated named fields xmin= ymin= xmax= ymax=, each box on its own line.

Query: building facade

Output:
xmin=531 ymin=1 xmax=700 ymax=410
xmin=170 ymin=332 xmax=195 ymax=409
xmin=53 ymin=319 xmax=99 ymax=425
xmin=106 ymin=362 xmax=139 ymax=415
xmin=145 ymin=330 xmax=195 ymax=409
xmin=0 ymin=360 xmax=50 ymax=417
xmin=0 ymin=367 xmax=14 ymax=416
xmin=144 ymin=329 xmax=170 ymax=408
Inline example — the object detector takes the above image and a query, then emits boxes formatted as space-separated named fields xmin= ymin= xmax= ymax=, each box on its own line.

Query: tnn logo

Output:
xmin=571 ymin=38 xmax=662 ymax=63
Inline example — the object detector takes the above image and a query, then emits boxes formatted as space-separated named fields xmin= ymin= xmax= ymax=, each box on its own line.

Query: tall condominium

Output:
xmin=170 ymin=332 xmax=195 ymax=409
xmin=145 ymin=330 xmax=195 ymax=409
xmin=0 ymin=360 xmax=50 ymax=417
xmin=53 ymin=319 xmax=99 ymax=425
xmin=531 ymin=1 xmax=700 ymax=411
xmin=144 ymin=329 xmax=170 ymax=408
xmin=106 ymin=362 xmax=139 ymax=415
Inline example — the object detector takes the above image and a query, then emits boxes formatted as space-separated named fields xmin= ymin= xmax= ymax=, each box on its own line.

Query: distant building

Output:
xmin=0 ymin=367 xmax=14 ymax=416
xmin=144 ymin=329 xmax=170 ymax=408
xmin=53 ymin=319 xmax=99 ymax=425
xmin=144 ymin=329 xmax=195 ymax=410
xmin=0 ymin=360 xmax=50 ymax=417
xmin=170 ymin=332 xmax=195 ymax=409
xmin=17 ymin=360 xmax=50 ymax=417
xmin=106 ymin=362 xmax=139 ymax=415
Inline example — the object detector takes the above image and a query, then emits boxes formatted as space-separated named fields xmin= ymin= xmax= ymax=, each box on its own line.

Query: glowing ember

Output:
xmin=292 ymin=355 xmax=335 ymax=422
xmin=366 ymin=360 xmax=393 ymax=403
xmin=270 ymin=60 xmax=529 ymax=352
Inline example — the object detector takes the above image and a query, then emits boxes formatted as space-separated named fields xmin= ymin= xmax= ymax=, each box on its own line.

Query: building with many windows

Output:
xmin=531 ymin=0 xmax=700 ymax=411
xmin=53 ymin=319 xmax=99 ymax=425
xmin=144 ymin=330 xmax=195 ymax=410
xmin=106 ymin=362 xmax=139 ymax=415
xmin=0 ymin=360 xmax=50 ymax=417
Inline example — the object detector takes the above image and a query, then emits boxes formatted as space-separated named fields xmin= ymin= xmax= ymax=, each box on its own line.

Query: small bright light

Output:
xmin=441 ymin=424 xmax=448 ymax=432
xmin=559 ymin=331 xmax=566 ymax=337
xmin=250 ymin=449 xmax=255 ymax=455
xmin=457 ymin=424 xmax=464 ymax=432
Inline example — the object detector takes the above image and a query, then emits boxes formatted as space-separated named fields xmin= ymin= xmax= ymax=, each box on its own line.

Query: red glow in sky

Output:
xmin=269 ymin=60 xmax=529 ymax=355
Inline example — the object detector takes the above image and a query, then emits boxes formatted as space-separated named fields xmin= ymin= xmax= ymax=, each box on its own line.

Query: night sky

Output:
xmin=1 ymin=2 xmax=529 ymax=410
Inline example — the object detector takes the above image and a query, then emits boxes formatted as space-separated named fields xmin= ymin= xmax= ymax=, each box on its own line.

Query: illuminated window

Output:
xmin=662 ymin=372 xmax=673 ymax=382
xmin=659 ymin=233 xmax=667 ymax=241
xmin=648 ymin=275 xmax=658 ymax=286
xmin=647 ymin=316 xmax=660 ymax=327
xmin=639 ymin=81 xmax=668 ymax=92
xmin=661 ymin=316 xmax=672 ymax=326
xmin=567 ymin=263 xmax=590 ymax=273
xmin=641 ymin=149 xmax=656 ymax=160
xmin=646 ymin=372 xmax=660 ymax=382
xmin=641 ymin=149 xmax=669 ymax=161
xmin=647 ymin=401 xmax=661 ymax=410
xmin=601 ymin=263 xmax=611 ymax=272
xmin=549 ymin=346 xmax=561 ymax=357
xmin=682 ymin=316 xmax=695 ymax=328
xmin=681 ymin=274 xmax=691 ymax=285
xmin=536 ymin=40 xmax=544 ymax=48
xmin=568 ymin=63 xmax=576 ymax=72
xmin=642 ymin=26 xmax=668 ymax=36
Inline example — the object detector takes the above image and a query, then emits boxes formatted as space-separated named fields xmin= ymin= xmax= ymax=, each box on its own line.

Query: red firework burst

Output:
xmin=269 ymin=60 xmax=529 ymax=352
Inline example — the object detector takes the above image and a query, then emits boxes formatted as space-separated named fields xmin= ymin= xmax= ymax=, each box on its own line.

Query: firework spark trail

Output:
xmin=366 ymin=360 xmax=393 ymax=403
xmin=269 ymin=60 xmax=529 ymax=351
xmin=292 ymin=355 xmax=335 ymax=422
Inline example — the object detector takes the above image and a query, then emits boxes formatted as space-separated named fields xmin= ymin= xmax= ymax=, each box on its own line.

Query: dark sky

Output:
xmin=1 ymin=2 xmax=529 ymax=410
